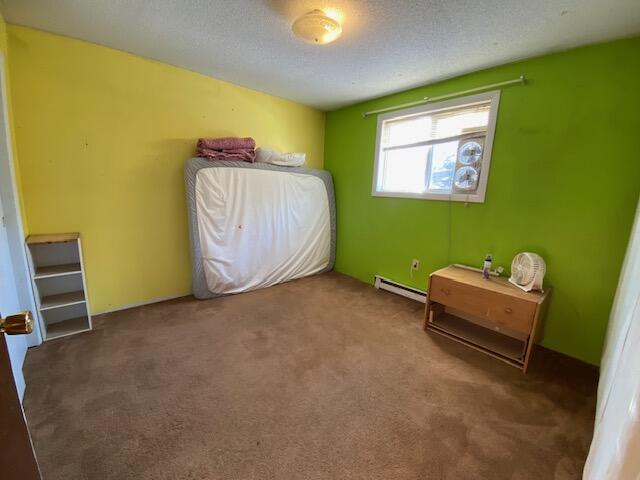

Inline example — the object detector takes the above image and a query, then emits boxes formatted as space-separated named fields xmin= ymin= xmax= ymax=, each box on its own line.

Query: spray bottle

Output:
xmin=482 ymin=254 xmax=492 ymax=279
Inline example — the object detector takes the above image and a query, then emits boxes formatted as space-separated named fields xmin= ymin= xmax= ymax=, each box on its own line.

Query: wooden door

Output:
xmin=0 ymin=327 xmax=41 ymax=479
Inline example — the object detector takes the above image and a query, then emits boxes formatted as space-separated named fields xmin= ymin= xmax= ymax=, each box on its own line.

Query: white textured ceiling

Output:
xmin=2 ymin=0 xmax=639 ymax=110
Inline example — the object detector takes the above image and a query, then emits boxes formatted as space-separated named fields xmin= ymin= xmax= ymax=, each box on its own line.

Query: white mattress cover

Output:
xmin=195 ymin=167 xmax=330 ymax=294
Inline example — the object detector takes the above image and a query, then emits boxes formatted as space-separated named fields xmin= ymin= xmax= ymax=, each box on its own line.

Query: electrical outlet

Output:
xmin=411 ymin=259 xmax=420 ymax=270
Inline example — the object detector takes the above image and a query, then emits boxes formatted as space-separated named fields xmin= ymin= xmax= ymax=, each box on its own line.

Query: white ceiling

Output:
xmin=2 ymin=0 xmax=639 ymax=110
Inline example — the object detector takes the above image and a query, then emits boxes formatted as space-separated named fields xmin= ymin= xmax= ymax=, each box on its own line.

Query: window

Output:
xmin=372 ymin=91 xmax=500 ymax=203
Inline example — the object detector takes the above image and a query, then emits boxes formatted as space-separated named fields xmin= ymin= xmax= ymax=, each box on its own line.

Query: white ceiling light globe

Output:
xmin=292 ymin=9 xmax=343 ymax=45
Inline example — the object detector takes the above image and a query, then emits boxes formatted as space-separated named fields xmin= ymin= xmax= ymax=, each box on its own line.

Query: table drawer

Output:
xmin=429 ymin=275 xmax=536 ymax=335
xmin=487 ymin=299 xmax=536 ymax=335
xmin=430 ymin=276 xmax=489 ymax=318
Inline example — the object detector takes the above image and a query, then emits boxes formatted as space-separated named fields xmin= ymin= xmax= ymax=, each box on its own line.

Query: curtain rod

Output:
xmin=362 ymin=75 xmax=526 ymax=118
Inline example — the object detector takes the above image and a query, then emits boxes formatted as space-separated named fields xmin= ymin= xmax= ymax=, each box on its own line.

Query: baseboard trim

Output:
xmin=94 ymin=293 xmax=192 ymax=316
xmin=374 ymin=275 xmax=427 ymax=303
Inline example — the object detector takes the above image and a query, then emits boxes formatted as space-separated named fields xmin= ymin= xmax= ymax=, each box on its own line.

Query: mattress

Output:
xmin=185 ymin=158 xmax=336 ymax=299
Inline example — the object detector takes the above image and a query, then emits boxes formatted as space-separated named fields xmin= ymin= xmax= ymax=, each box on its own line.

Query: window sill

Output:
xmin=372 ymin=190 xmax=486 ymax=203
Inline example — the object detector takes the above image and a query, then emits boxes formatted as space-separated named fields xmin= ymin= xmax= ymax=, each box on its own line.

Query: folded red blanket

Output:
xmin=197 ymin=147 xmax=256 ymax=163
xmin=198 ymin=137 xmax=256 ymax=151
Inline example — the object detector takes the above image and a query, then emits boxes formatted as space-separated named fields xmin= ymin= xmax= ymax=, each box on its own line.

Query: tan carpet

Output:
xmin=23 ymin=272 xmax=597 ymax=480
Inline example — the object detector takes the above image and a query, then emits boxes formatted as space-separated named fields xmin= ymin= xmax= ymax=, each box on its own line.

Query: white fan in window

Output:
xmin=453 ymin=167 xmax=479 ymax=191
xmin=509 ymin=252 xmax=546 ymax=292
xmin=453 ymin=138 xmax=484 ymax=193
xmin=458 ymin=140 xmax=483 ymax=165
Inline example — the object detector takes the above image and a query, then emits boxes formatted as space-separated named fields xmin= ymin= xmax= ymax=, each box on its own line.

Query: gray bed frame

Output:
xmin=185 ymin=157 xmax=336 ymax=299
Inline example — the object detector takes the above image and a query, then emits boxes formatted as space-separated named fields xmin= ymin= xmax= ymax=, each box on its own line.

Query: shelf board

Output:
xmin=34 ymin=263 xmax=82 ymax=279
xmin=40 ymin=291 xmax=86 ymax=311
xmin=46 ymin=316 xmax=90 ymax=340
xmin=429 ymin=313 xmax=526 ymax=364
xmin=27 ymin=233 xmax=80 ymax=245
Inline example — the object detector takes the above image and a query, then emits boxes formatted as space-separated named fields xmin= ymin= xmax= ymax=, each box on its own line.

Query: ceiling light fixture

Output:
xmin=292 ymin=9 xmax=343 ymax=45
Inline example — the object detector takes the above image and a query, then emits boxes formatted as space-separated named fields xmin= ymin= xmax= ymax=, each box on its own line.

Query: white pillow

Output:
xmin=255 ymin=146 xmax=278 ymax=164
xmin=256 ymin=147 xmax=305 ymax=167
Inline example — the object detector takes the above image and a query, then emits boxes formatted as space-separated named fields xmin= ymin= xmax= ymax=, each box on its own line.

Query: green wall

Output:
xmin=324 ymin=37 xmax=640 ymax=365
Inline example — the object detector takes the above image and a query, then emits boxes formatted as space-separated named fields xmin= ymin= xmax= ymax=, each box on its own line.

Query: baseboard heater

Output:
xmin=373 ymin=275 xmax=427 ymax=303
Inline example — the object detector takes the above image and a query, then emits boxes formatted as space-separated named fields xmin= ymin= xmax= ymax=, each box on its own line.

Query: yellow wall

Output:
xmin=8 ymin=25 xmax=326 ymax=313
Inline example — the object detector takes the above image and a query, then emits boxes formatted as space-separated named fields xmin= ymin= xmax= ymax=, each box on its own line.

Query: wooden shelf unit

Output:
xmin=425 ymin=266 xmax=551 ymax=373
xmin=25 ymin=233 xmax=92 ymax=341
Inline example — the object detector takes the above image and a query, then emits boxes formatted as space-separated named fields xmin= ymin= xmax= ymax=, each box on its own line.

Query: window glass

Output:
xmin=380 ymin=146 xmax=429 ymax=193
xmin=427 ymin=141 xmax=458 ymax=191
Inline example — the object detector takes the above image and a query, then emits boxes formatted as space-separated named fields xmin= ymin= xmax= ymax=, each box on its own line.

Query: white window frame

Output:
xmin=371 ymin=90 xmax=501 ymax=203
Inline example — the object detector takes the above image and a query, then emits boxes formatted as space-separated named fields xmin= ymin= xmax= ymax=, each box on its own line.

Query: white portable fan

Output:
xmin=509 ymin=252 xmax=546 ymax=292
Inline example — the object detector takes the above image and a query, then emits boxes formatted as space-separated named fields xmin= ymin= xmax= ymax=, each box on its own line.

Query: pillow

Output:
xmin=256 ymin=147 xmax=306 ymax=167
xmin=255 ymin=146 xmax=279 ymax=164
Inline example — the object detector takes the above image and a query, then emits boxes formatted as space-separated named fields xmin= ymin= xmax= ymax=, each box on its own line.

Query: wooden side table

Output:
xmin=425 ymin=266 xmax=551 ymax=372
